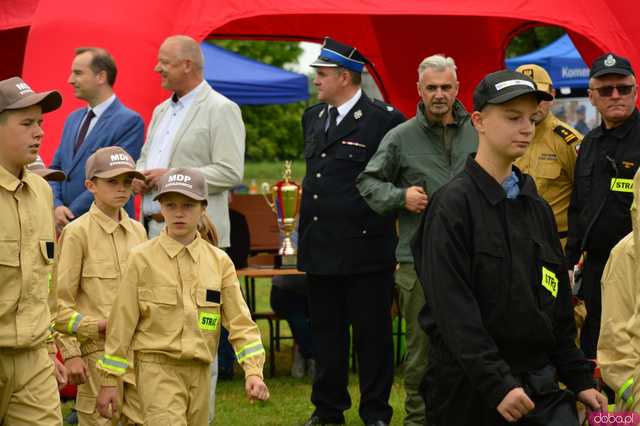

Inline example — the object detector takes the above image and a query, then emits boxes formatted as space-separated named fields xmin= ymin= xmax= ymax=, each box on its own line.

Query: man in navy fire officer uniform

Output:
xmin=412 ymin=70 xmax=607 ymax=425
xmin=567 ymin=52 xmax=640 ymax=360
xmin=298 ymin=37 xmax=405 ymax=426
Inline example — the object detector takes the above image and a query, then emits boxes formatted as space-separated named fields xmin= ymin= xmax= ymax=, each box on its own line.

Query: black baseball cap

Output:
xmin=589 ymin=53 xmax=634 ymax=79
xmin=473 ymin=70 xmax=553 ymax=111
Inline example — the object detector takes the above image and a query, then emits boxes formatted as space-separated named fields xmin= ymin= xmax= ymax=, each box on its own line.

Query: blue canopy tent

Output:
xmin=202 ymin=42 xmax=309 ymax=105
xmin=505 ymin=34 xmax=590 ymax=90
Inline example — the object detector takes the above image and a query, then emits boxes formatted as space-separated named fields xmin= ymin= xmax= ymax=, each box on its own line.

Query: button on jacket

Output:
xmin=356 ymin=99 xmax=478 ymax=263
xmin=567 ymin=109 xmax=640 ymax=265
xmin=54 ymin=203 xmax=147 ymax=359
xmin=0 ymin=166 xmax=57 ymax=349
xmin=298 ymin=92 xmax=405 ymax=274
xmin=514 ymin=112 xmax=581 ymax=242
xmin=413 ymin=156 xmax=595 ymax=410
xmin=97 ymin=230 xmax=265 ymax=385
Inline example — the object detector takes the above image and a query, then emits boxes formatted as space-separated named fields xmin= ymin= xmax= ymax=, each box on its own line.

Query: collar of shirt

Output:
xmin=591 ymin=108 xmax=639 ymax=140
xmin=159 ymin=228 xmax=201 ymax=262
xmin=331 ymin=88 xmax=362 ymax=125
xmin=90 ymin=94 xmax=116 ymax=120
xmin=89 ymin=202 xmax=134 ymax=234
xmin=171 ymin=80 xmax=206 ymax=111
xmin=0 ymin=164 xmax=38 ymax=192
xmin=464 ymin=155 xmax=537 ymax=205
xmin=501 ymin=171 xmax=520 ymax=199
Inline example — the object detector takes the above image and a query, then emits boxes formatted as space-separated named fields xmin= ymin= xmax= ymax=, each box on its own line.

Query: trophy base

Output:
xmin=274 ymin=254 xmax=297 ymax=269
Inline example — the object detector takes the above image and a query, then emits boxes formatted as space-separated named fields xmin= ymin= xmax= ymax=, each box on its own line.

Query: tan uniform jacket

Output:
xmin=514 ymin=113 xmax=581 ymax=239
xmin=54 ymin=203 xmax=147 ymax=359
xmin=97 ymin=230 xmax=265 ymax=385
xmin=0 ymin=166 xmax=56 ymax=350
xmin=599 ymin=169 xmax=640 ymax=410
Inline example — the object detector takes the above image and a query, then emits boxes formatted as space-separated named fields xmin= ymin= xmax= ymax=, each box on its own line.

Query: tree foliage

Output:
xmin=506 ymin=26 xmax=565 ymax=58
xmin=211 ymin=40 xmax=312 ymax=161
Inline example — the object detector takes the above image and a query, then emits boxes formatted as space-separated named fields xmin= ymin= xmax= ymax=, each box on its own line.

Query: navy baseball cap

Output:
xmin=589 ymin=53 xmax=634 ymax=79
xmin=473 ymin=70 xmax=553 ymax=111
xmin=311 ymin=37 xmax=368 ymax=73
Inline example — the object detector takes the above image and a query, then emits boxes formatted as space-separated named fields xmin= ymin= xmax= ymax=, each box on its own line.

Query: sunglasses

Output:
xmin=589 ymin=84 xmax=636 ymax=97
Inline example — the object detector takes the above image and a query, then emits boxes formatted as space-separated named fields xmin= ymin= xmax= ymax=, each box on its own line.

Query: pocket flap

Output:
xmin=0 ymin=240 xmax=19 ymax=267
xmin=335 ymin=146 xmax=367 ymax=162
xmin=537 ymin=162 xmax=561 ymax=180
xmin=474 ymin=237 xmax=505 ymax=257
xmin=81 ymin=261 xmax=118 ymax=279
xmin=75 ymin=392 xmax=96 ymax=414
xmin=139 ymin=286 xmax=177 ymax=305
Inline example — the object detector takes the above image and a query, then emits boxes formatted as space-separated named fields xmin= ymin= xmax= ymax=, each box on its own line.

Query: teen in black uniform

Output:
xmin=412 ymin=70 xmax=607 ymax=425
xmin=567 ymin=52 xmax=640 ymax=359
xmin=298 ymin=37 xmax=405 ymax=426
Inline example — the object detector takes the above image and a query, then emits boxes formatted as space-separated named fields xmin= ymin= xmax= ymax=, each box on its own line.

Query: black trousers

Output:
xmin=580 ymin=255 xmax=608 ymax=359
xmin=307 ymin=270 xmax=394 ymax=424
xmin=421 ymin=356 xmax=578 ymax=426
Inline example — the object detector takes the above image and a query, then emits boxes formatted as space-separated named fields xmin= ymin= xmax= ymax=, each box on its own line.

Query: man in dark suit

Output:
xmin=51 ymin=47 xmax=144 ymax=231
xmin=299 ymin=37 xmax=405 ymax=426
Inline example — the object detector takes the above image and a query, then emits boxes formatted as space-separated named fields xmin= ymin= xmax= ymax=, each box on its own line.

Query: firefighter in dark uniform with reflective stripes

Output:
xmin=567 ymin=52 xmax=640 ymax=359
xmin=298 ymin=37 xmax=405 ymax=426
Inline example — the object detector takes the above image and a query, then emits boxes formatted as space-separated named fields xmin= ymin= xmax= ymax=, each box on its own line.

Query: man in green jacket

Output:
xmin=356 ymin=54 xmax=478 ymax=426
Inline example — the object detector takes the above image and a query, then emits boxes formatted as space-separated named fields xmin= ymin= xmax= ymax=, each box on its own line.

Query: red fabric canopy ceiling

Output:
xmin=14 ymin=0 xmax=640 ymax=162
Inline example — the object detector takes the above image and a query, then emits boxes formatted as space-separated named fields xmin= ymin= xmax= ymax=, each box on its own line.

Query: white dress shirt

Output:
xmin=325 ymin=88 xmax=362 ymax=130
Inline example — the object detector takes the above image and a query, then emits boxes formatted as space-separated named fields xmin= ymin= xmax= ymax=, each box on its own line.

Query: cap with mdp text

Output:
xmin=473 ymin=70 xmax=553 ymax=112
xmin=85 ymin=146 xmax=145 ymax=180
xmin=515 ymin=64 xmax=554 ymax=93
xmin=590 ymin=53 xmax=635 ymax=79
xmin=311 ymin=37 xmax=368 ymax=73
xmin=153 ymin=168 xmax=207 ymax=202
xmin=27 ymin=156 xmax=66 ymax=181
xmin=0 ymin=77 xmax=62 ymax=114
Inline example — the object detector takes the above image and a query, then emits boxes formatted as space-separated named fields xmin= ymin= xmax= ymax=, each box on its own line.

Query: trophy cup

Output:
xmin=261 ymin=161 xmax=302 ymax=268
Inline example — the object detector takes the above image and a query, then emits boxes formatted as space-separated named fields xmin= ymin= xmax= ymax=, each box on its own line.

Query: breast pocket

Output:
xmin=138 ymin=286 xmax=179 ymax=333
xmin=195 ymin=288 xmax=221 ymax=334
xmin=82 ymin=261 xmax=119 ymax=298
xmin=534 ymin=162 xmax=562 ymax=195
xmin=472 ymin=236 xmax=505 ymax=317
xmin=575 ymin=161 xmax=593 ymax=202
xmin=335 ymin=144 xmax=367 ymax=163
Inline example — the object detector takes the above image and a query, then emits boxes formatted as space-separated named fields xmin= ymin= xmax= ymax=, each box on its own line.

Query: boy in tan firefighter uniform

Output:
xmin=598 ymin=169 xmax=640 ymax=411
xmin=55 ymin=146 xmax=147 ymax=425
xmin=96 ymin=168 xmax=269 ymax=425
xmin=514 ymin=64 xmax=582 ymax=248
xmin=0 ymin=76 xmax=66 ymax=425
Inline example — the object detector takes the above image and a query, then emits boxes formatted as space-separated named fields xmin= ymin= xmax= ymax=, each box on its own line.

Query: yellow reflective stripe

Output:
xmin=97 ymin=359 xmax=126 ymax=375
xmin=66 ymin=312 xmax=83 ymax=334
xmin=104 ymin=354 xmax=129 ymax=367
xmin=618 ymin=377 xmax=635 ymax=407
xmin=235 ymin=341 xmax=265 ymax=363
xmin=610 ymin=178 xmax=634 ymax=193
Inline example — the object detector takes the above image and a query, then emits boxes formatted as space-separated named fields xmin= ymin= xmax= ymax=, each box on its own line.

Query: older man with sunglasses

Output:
xmin=567 ymin=52 xmax=640 ymax=367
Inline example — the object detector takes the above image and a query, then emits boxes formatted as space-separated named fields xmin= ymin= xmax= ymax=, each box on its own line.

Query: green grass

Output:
xmin=62 ymin=278 xmax=409 ymax=426
xmin=243 ymin=161 xmax=307 ymax=188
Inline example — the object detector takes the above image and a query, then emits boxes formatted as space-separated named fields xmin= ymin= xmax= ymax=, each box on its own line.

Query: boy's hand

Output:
xmin=577 ymin=388 xmax=608 ymax=412
xmin=497 ymin=387 xmax=535 ymax=422
xmin=64 ymin=356 xmax=88 ymax=385
xmin=245 ymin=375 xmax=270 ymax=403
xmin=96 ymin=386 xmax=119 ymax=419
xmin=51 ymin=355 xmax=68 ymax=389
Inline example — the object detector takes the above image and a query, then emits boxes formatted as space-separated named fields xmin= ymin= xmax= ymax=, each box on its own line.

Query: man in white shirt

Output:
xmin=50 ymin=47 xmax=144 ymax=231
xmin=135 ymin=35 xmax=245 ymax=248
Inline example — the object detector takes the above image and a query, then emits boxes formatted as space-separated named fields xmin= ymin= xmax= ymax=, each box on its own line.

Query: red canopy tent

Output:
xmin=10 ymin=0 xmax=640 ymax=162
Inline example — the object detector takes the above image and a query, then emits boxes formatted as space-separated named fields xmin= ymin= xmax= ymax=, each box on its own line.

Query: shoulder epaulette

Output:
xmin=372 ymin=98 xmax=396 ymax=113
xmin=553 ymin=124 xmax=580 ymax=145
xmin=304 ymin=103 xmax=326 ymax=115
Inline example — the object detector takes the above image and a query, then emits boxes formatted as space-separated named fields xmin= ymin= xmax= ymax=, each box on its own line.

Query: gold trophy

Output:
xmin=261 ymin=161 xmax=302 ymax=268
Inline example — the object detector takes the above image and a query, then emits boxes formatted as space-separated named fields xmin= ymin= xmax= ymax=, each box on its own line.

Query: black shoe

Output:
xmin=303 ymin=415 xmax=345 ymax=426
xmin=364 ymin=421 xmax=388 ymax=426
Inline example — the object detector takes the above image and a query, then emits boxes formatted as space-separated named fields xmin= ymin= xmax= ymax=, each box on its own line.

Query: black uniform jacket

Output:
xmin=412 ymin=156 xmax=595 ymax=409
xmin=567 ymin=109 xmax=640 ymax=265
xmin=298 ymin=93 xmax=405 ymax=275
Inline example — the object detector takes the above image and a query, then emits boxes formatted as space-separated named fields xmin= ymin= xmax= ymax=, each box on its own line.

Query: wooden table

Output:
xmin=236 ymin=267 xmax=305 ymax=376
